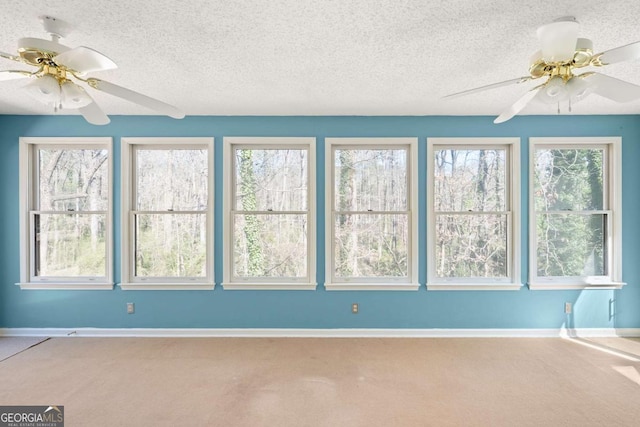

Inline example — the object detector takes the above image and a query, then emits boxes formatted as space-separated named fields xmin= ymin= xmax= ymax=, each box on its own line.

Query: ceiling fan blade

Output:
xmin=53 ymin=46 xmax=117 ymax=74
xmin=0 ymin=51 xmax=21 ymax=62
xmin=494 ymin=86 xmax=542 ymax=124
xmin=0 ymin=70 xmax=32 ymax=81
xmin=443 ymin=76 xmax=533 ymax=99
xmin=87 ymin=78 xmax=185 ymax=119
xmin=536 ymin=18 xmax=579 ymax=62
xmin=78 ymin=99 xmax=110 ymax=125
xmin=593 ymin=41 xmax=640 ymax=65
xmin=585 ymin=72 xmax=640 ymax=102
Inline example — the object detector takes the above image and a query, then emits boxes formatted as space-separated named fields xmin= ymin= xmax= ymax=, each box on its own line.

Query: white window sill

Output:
xmin=324 ymin=283 xmax=420 ymax=291
xmin=222 ymin=282 xmax=317 ymax=290
xmin=16 ymin=282 xmax=115 ymax=290
xmin=426 ymin=283 xmax=523 ymax=291
xmin=528 ymin=282 xmax=626 ymax=290
xmin=119 ymin=283 xmax=215 ymax=291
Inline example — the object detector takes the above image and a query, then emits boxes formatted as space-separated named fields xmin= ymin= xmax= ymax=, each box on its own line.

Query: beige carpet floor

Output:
xmin=0 ymin=336 xmax=48 ymax=361
xmin=0 ymin=336 xmax=639 ymax=426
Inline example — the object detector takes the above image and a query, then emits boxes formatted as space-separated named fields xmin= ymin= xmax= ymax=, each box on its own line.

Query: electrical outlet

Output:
xmin=565 ymin=302 xmax=572 ymax=314
xmin=352 ymin=303 xmax=358 ymax=314
xmin=127 ymin=302 xmax=135 ymax=314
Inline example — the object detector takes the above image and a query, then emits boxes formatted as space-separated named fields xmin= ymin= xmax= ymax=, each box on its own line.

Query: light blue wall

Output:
xmin=0 ymin=114 xmax=638 ymax=329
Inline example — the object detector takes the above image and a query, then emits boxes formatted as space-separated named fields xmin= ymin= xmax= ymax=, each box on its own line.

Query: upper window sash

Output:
xmin=120 ymin=138 xmax=214 ymax=290
xmin=325 ymin=138 xmax=418 ymax=290
xmin=18 ymin=137 xmax=113 ymax=289
xmin=528 ymin=137 xmax=624 ymax=289
xmin=427 ymin=138 xmax=521 ymax=290
xmin=223 ymin=137 xmax=316 ymax=289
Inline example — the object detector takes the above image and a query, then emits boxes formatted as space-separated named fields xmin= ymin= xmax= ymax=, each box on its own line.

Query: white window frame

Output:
xmin=427 ymin=138 xmax=521 ymax=291
xmin=17 ymin=137 xmax=114 ymax=290
xmin=325 ymin=138 xmax=419 ymax=291
xmin=223 ymin=137 xmax=317 ymax=290
xmin=529 ymin=137 xmax=624 ymax=290
xmin=120 ymin=137 xmax=215 ymax=290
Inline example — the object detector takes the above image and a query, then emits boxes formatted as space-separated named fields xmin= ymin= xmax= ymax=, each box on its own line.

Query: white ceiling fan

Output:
xmin=445 ymin=16 xmax=640 ymax=123
xmin=0 ymin=15 xmax=184 ymax=125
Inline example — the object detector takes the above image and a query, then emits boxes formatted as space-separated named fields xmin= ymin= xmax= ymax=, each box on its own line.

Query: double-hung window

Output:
xmin=18 ymin=137 xmax=113 ymax=289
xmin=121 ymin=138 xmax=214 ymax=290
xmin=223 ymin=137 xmax=316 ymax=290
xmin=529 ymin=137 xmax=624 ymax=289
xmin=427 ymin=138 xmax=521 ymax=290
xmin=325 ymin=138 xmax=418 ymax=290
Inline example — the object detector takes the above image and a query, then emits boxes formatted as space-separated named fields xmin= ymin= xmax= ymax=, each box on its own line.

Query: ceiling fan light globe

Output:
xmin=25 ymin=74 xmax=60 ymax=105
xmin=566 ymin=76 xmax=592 ymax=102
xmin=538 ymin=76 xmax=568 ymax=103
xmin=60 ymin=81 xmax=92 ymax=108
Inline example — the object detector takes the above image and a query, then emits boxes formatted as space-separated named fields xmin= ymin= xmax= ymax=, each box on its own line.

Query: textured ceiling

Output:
xmin=1 ymin=0 xmax=640 ymax=118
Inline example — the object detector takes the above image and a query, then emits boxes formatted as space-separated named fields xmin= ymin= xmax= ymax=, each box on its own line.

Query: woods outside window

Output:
xmin=18 ymin=137 xmax=113 ymax=289
xmin=427 ymin=138 xmax=521 ymax=290
xmin=223 ymin=137 xmax=316 ymax=290
xmin=121 ymin=138 xmax=214 ymax=290
xmin=529 ymin=137 xmax=624 ymax=290
xmin=325 ymin=138 xmax=418 ymax=291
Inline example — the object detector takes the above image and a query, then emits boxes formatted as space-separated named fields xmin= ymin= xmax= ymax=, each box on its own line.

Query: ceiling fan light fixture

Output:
xmin=538 ymin=76 xmax=568 ymax=103
xmin=537 ymin=18 xmax=580 ymax=62
xmin=24 ymin=74 xmax=60 ymax=105
xmin=60 ymin=80 xmax=92 ymax=108
xmin=566 ymin=75 xmax=592 ymax=102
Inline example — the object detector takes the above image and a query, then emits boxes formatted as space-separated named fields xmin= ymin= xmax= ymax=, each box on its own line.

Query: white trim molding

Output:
xmin=528 ymin=282 xmax=626 ymax=290
xmin=1 ymin=328 xmax=638 ymax=338
xmin=426 ymin=138 xmax=521 ymax=291
xmin=324 ymin=283 xmax=420 ymax=291
xmin=426 ymin=283 xmax=524 ymax=291
xmin=15 ymin=283 xmax=114 ymax=290
xmin=120 ymin=137 xmax=215 ymax=290
xmin=222 ymin=137 xmax=317 ymax=290
xmin=325 ymin=138 xmax=419 ymax=290
xmin=18 ymin=137 xmax=114 ymax=290
xmin=119 ymin=283 xmax=215 ymax=291
xmin=221 ymin=282 xmax=317 ymax=290
xmin=528 ymin=137 xmax=623 ymax=291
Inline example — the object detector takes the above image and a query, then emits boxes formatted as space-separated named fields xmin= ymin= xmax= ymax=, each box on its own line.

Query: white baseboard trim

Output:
xmin=1 ymin=327 xmax=639 ymax=338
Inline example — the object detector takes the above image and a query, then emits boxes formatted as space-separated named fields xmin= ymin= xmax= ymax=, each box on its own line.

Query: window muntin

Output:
xmin=530 ymin=142 xmax=619 ymax=286
xmin=19 ymin=138 xmax=113 ymax=289
xmin=121 ymin=138 xmax=214 ymax=289
xmin=427 ymin=138 xmax=520 ymax=290
xmin=224 ymin=138 xmax=316 ymax=288
xmin=326 ymin=139 xmax=417 ymax=289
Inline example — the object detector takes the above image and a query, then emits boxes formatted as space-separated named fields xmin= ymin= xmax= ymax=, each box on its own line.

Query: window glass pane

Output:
xmin=34 ymin=213 xmax=106 ymax=277
xmin=235 ymin=149 xmax=308 ymax=211
xmin=534 ymin=148 xmax=604 ymax=211
xmin=335 ymin=149 xmax=407 ymax=211
xmin=536 ymin=213 xmax=606 ymax=276
xmin=334 ymin=213 xmax=408 ymax=278
xmin=233 ymin=214 xmax=307 ymax=278
xmin=135 ymin=213 xmax=207 ymax=277
xmin=435 ymin=214 xmax=508 ymax=278
xmin=136 ymin=149 xmax=208 ymax=211
xmin=38 ymin=148 xmax=108 ymax=211
xmin=434 ymin=148 xmax=506 ymax=212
